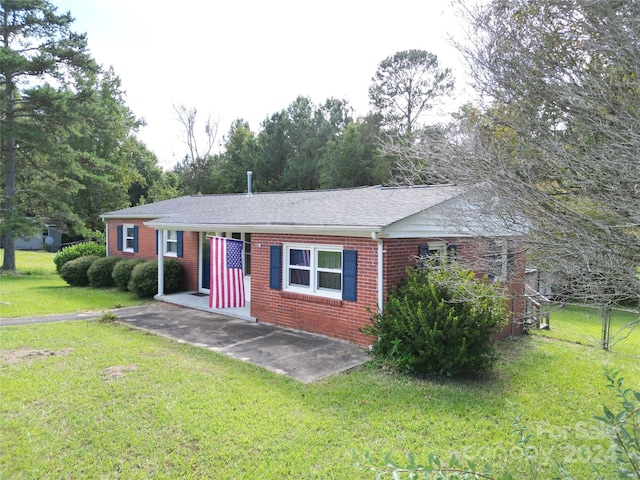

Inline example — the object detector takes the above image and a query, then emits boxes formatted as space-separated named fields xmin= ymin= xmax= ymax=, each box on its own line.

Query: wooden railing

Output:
xmin=524 ymin=284 xmax=551 ymax=329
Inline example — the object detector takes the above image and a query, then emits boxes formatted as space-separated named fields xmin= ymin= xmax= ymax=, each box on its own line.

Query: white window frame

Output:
xmin=489 ymin=240 xmax=509 ymax=283
xmin=284 ymin=243 xmax=343 ymax=299
xmin=123 ymin=224 xmax=135 ymax=253
xmin=164 ymin=230 xmax=178 ymax=257
xmin=426 ymin=241 xmax=447 ymax=263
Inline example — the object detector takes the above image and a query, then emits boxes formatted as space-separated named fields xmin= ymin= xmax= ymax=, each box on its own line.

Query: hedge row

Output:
xmin=53 ymin=242 xmax=106 ymax=273
xmin=58 ymin=254 xmax=184 ymax=297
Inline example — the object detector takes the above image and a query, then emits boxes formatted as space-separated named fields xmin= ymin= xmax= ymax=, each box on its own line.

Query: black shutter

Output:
xmin=155 ymin=230 xmax=159 ymax=255
xmin=116 ymin=225 xmax=123 ymax=251
xmin=269 ymin=245 xmax=282 ymax=290
xmin=342 ymin=249 xmax=357 ymax=301
xmin=177 ymin=231 xmax=184 ymax=258
xmin=133 ymin=226 xmax=139 ymax=253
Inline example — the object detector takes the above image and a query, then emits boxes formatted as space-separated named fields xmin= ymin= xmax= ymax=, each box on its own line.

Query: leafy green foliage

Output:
xmin=86 ymin=256 xmax=124 ymax=288
xmin=365 ymin=262 xmax=508 ymax=376
xmin=354 ymin=450 xmax=513 ymax=480
xmin=368 ymin=49 xmax=454 ymax=136
xmin=594 ymin=369 xmax=640 ymax=479
xmin=59 ymin=256 xmax=100 ymax=287
xmin=112 ymin=257 xmax=147 ymax=291
xmin=53 ymin=242 xmax=106 ymax=273
xmin=1 ymin=1 xmax=163 ymax=272
xmin=0 ymin=0 xmax=99 ymax=272
xmin=128 ymin=259 xmax=184 ymax=297
xmin=356 ymin=369 xmax=640 ymax=479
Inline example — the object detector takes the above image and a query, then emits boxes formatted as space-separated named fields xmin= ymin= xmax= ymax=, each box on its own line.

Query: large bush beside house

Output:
xmin=365 ymin=262 xmax=509 ymax=377
xmin=112 ymin=258 xmax=147 ymax=291
xmin=129 ymin=259 xmax=184 ymax=297
xmin=87 ymin=256 xmax=124 ymax=288
xmin=60 ymin=256 xmax=100 ymax=287
xmin=53 ymin=242 xmax=106 ymax=273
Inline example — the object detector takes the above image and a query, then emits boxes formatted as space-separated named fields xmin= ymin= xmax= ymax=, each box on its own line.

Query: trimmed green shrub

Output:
xmin=129 ymin=259 xmax=184 ymax=297
xmin=112 ymin=258 xmax=147 ymax=291
xmin=87 ymin=256 xmax=124 ymax=288
xmin=364 ymin=262 xmax=509 ymax=376
xmin=60 ymin=256 xmax=100 ymax=287
xmin=53 ymin=242 xmax=106 ymax=273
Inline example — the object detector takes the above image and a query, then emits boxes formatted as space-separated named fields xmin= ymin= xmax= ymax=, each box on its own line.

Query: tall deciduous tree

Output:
xmin=216 ymin=119 xmax=258 ymax=194
xmin=1 ymin=0 xmax=98 ymax=271
xmin=368 ymin=49 xmax=454 ymax=136
xmin=391 ymin=0 xmax=640 ymax=304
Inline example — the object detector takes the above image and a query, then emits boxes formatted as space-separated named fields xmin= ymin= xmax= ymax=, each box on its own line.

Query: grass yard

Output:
xmin=2 ymin=320 xmax=639 ymax=479
xmin=533 ymin=303 xmax=640 ymax=356
xmin=0 ymin=250 xmax=146 ymax=318
xmin=2 ymin=249 xmax=639 ymax=478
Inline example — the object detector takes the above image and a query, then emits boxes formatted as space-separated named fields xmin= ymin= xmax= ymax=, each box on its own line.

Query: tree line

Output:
xmin=3 ymin=0 xmax=638 ymax=310
xmin=162 ymin=98 xmax=390 ymax=199
xmin=1 ymin=1 xmax=454 ymax=273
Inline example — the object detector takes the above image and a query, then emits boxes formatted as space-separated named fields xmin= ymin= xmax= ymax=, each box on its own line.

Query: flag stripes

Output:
xmin=209 ymin=236 xmax=246 ymax=308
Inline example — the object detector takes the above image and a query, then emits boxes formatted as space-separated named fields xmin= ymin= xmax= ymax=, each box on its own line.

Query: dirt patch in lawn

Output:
xmin=101 ymin=364 xmax=139 ymax=379
xmin=0 ymin=347 xmax=73 ymax=365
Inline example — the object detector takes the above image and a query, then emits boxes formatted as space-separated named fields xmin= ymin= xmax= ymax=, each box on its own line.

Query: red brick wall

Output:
xmin=382 ymin=237 xmax=480 ymax=295
xmin=250 ymin=233 xmax=379 ymax=345
xmin=382 ymin=236 xmax=526 ymax=340
xmin=105 ymin=219 xmax=200 ymax=292
xmin=105 ymin=221 xmax=526 ymax=344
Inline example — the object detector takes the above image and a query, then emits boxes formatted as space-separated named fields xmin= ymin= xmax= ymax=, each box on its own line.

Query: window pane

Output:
xmin=126 ymin=227 xmax=135 ymax=238
xmin=318 ymin=271 xmax=341 ymax=291
xmin=166 ymin=241 xmax=177 ymax=253
xmin=289 ymin=268 xmax=310 ymax=287
xmin=126 ymin=239 xmax=134 ymax=249
xmin=167 ymin=230 xmax=177 ymax=241
xmin=318 ymin=250 xmax=341 ymax=269
xmin=289 ymin=249 xmax=310 ymax=267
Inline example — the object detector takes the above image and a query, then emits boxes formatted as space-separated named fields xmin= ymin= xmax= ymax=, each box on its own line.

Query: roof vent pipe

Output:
xmin=247 ymin=171 xmax=253 ymax=197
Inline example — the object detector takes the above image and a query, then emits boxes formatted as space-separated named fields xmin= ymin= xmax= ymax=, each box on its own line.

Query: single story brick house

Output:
xmin=101 ymin=184 xmax=526 ymax=345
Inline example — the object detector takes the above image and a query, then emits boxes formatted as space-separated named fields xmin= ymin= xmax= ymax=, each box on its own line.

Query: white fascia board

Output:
xmin=101 ymin=213 xmax=174 ymax=220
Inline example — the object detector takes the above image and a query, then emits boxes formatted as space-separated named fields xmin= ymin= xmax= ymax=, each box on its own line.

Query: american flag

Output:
xmin=209 ymin=236 xmax=245 ymax=308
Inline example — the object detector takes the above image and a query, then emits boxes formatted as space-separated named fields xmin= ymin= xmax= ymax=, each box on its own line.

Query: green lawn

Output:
xmin=0 ymin=250 xmax=146 ymax=317
xmin=2 ymin=249 xmax=639 ymax=478
xmin=532 ymin=303 xmax=640 ymax=356
xmin=2 ymin=321 xmax=638 ymax=479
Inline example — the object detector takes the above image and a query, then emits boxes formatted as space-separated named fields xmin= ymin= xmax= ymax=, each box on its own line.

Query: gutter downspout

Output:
xmin=104 ymin=219 xmax=109 ymax=256
xmin=371 ymin=231 xmax=384 ymax=313
xmin=157 ymin=229 xmax=164 ymax=296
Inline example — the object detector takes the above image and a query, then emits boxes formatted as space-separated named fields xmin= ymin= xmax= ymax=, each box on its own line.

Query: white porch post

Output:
xmin=157 ymin=229 xmax=164 ymax=296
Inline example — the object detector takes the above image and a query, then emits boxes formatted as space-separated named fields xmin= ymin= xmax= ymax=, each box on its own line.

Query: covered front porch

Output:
xmin=155 ymin=291 xmax=256 ymax=322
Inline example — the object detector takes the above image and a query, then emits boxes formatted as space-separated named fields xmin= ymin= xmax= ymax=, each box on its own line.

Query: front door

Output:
xmin=200 ymin=232 xmax=251 ymax=299
xmin=201 ymin=232 xmax=211 ymax=290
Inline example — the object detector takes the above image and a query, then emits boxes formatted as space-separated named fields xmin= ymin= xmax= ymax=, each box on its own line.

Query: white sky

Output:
xmin=52 ymin=0 xmax=469 ymax=169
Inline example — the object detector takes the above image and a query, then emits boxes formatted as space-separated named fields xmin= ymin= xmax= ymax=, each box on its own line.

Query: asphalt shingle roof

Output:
xmin=102 ymin=184 xmax=468 ymax=230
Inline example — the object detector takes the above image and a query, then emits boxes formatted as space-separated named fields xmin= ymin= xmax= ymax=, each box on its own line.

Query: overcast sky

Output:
xmin=52 ymin=0 xmax=469 ymax=169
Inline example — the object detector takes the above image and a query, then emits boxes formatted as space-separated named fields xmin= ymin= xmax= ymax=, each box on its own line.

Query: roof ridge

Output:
xmin=189 ymin=185 xmax=379 ymax=198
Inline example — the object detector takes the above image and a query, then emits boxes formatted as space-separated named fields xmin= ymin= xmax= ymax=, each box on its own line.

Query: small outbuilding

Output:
xmin=101 ymin=184 xmax=526 ymax=345
xmin=15 ymin=222 xmax=62 ymax=251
